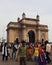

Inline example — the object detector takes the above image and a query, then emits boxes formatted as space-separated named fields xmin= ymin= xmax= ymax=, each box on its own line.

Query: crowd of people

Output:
xmin=0 ymin=38 xmax=52 ymax=65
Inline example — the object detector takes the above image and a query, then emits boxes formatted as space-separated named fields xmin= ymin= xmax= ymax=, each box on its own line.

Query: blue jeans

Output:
xmin=34 ymin=56 xmax=38 ymax=62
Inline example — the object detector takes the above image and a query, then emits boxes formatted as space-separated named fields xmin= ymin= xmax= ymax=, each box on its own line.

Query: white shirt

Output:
xmin=46 ymin=44 xmax=51 ymax=53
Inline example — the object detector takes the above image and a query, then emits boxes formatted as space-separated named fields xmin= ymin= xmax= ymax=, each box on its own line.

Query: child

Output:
xmin=33 ymin=43 xmax=39 ymax=65
xmin=27 ymin=44 xmax=33 ymax=61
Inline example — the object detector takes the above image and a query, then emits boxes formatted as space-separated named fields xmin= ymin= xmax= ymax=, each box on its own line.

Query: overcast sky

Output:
xmin=0 ymin=0 xmax=52 ymax=42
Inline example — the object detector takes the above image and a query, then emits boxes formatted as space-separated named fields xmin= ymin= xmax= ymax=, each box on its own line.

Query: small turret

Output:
xmin=36 ymin=14 xmax=40 ymax=21
xmin=17 ymin=17 xmax=20 ymax=22
xmin=22 ymin=12 xmax=26 ymax=19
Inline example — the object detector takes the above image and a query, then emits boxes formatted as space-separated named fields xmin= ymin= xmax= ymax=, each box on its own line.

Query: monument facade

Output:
xmin=7 ymin=13 xmax=48 ymax=43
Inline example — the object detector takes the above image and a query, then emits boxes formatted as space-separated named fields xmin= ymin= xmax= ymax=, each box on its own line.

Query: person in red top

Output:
xmin=38 ymin=43 xmax=46 ymax=65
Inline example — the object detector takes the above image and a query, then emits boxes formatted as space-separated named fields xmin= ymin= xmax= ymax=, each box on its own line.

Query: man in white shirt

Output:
xmin=46 ymin=44 xmax=51 ymax=53
xmin=46 ymin=43 xmax=51 ymax=63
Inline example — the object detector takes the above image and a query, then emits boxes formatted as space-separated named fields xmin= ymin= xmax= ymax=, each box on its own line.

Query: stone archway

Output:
xmin=28 ymin=30 xmax=35 ymax=43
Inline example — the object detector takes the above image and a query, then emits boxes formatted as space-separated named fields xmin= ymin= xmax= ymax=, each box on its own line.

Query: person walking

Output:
xmin=33 ymin=43 xmax=39 ymax=65
xmin=38 ymin=43 xmax=46 ymax=65
xmin=18 ymin=40 xmax=26 ymax=65
xmin=27 ymin=44 xmax=33 ymax=61
xmin=45 ymin=41 xmax=51 ymax=63
xmin=2 ymin=42 xmax=8 ymax=61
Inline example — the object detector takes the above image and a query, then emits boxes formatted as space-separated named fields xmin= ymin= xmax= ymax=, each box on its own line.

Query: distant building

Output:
xmin=6 ymin=13 xmax=48 ymax=43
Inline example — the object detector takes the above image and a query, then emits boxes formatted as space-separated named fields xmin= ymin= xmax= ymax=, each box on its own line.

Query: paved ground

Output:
xmin=0 ymin=52 xmax=52 ymax=65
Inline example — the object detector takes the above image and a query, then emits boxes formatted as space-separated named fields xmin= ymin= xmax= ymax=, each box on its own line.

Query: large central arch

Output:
xmin=28 ymin=30 xmax=35 ymax=43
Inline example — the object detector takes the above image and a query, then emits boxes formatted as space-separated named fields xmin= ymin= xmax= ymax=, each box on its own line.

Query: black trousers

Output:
xmin=19 ymin=57 xmax=26 ymax=65
xmin=2 ymin=54 xmax=8 ymax=61
xmin=46 ymin=52 xmax=51 ymax=63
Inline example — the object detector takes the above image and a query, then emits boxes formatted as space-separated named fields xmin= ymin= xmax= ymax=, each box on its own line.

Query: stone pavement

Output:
xmin=0 ymin=52 xmax=52 ymax=65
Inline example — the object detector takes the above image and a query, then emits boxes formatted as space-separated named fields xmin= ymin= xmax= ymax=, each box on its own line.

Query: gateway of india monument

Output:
xmin=6 ymin=13 xmax=48 ymax=43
